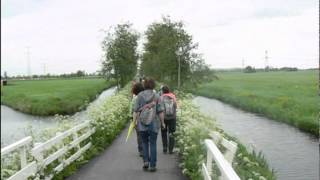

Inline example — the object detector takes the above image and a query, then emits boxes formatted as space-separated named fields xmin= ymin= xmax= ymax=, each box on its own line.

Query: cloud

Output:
xmin=253 ymin=8 xmax=300 ymax=19
xmin=1 ymin=0 xmax=45 ymax=17
xmin=197 ymin=7 xmax=318 ymax=68
xmin=1 ymin=0 xmax=318 ymax=76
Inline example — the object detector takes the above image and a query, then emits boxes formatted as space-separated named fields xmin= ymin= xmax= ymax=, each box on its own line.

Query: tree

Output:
xmin=76 ymin=70 xmax=85 ymax=77
xmin=280 ymin=67 xmax=298 ymax=71
xmin=188 ymin=57 xmax=218 ymax=87
xmin=32 ymin=75 xmax=39 ymax=78
xmin=244 ymin=66 xmax=256 ymax=73
xmin=101 ymin=23 xmax=139 ymax=88
xmin=141 ymin=16 xmax=212 ymax=89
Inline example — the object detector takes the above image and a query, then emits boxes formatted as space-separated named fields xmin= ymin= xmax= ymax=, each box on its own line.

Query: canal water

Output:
xmin=193 ymin=96 xmax=319 ymax=180
xmin=1 ymin=87 xmax=117 ymax=147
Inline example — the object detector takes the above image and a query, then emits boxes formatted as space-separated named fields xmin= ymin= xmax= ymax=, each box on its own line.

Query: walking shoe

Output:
xmin=169 ymin=151 xmax=173 ymax=154
xmin=139 ymin=151 xmax=143 ymax=157
xmin=163 ymin=148 xmax=167 ymax=154
xmin=149 ymin=167 xmax=157 ymax=172
xmin=143 ymin=162 xmax=149 ymax=171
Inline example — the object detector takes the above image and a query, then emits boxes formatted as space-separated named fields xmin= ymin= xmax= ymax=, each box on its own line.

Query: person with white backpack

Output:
xmin=133 ymin=78 xmax=165 ymax=172
xmin=159 ymin=85 xmax=177 ymax=154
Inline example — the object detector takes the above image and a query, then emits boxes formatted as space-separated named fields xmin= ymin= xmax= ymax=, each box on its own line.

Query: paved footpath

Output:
xmin=67 ymin=123 xmax=189 ymax=180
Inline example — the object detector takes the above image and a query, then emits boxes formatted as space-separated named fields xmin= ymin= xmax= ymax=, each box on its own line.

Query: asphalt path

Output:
xmin=67 ymin=123 xmax=189 ymax=180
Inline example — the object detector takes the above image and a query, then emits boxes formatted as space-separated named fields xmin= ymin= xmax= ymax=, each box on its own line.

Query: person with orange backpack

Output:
xmin=159 ymin=85 xmax=177 ymax=154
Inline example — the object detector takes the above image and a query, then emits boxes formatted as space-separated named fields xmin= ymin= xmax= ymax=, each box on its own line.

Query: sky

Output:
xmin=1 ymin=0 xmax=319 ymax=76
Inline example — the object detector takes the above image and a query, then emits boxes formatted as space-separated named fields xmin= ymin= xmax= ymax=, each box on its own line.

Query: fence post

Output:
xmin=206 ymin=148 xmax=213 ymax=176
xmin=73 ymin=131 xmax=80 ymax=150
xmin=224 ymin=142 xmax=237 ymax=164
xmin=19 ymin=146 xmax=27 ymax=168
xmin=32 ymin=143 xmax=44 ymax=177
xmin=57 ymin=132 xmax=65 ymax=174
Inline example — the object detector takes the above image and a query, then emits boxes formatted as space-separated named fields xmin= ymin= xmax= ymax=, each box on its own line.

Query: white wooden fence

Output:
xmin=202 ymin=131 xmax=240 ymax=180
xmin=1 ymin=121 xmax=95 ymax=180
xmin=1 ymin=136 xmax=37 ymax=180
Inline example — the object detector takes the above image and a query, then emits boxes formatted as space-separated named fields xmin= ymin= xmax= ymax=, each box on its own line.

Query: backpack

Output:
xmin=138 ymin=94 xmax=156 ymax=125
xmin=163 ymin=95 xmax=175 ymax=119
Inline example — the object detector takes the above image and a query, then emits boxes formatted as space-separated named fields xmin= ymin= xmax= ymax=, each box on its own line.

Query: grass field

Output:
xmin=1 ymin=78 xmax=114 ymax=116
xmin=194 ymin=70 xmax=319 ymax=136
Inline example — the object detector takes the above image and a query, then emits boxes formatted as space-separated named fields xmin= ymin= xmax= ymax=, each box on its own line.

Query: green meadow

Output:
xmin=194 ymin=70 xmax=319 ymax=136
xmin=1 ymin=78 xmax=114 ymax=116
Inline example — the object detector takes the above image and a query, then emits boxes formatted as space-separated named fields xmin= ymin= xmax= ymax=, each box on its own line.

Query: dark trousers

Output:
xmin=161 ymin=119 xmax=176 ymax=153
xmin=135 ymin=127 xmax=143 ymax=153
xmin=140 ymin=130 xmax=158 ymax=167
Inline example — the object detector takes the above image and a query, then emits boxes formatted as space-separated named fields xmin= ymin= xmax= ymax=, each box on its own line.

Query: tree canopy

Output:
xmin=140 ymin=16 xmax=213 ymax=89
xmin=244 ymin=66 xmax=256 ymax=73
xmin=101 ymin=23 xmax=139 ymax=88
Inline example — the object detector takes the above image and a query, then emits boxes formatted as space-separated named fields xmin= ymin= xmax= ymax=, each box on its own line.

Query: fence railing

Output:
xmin=1 ymin=136 xmax=37 ymax=180
xmin=1 ymin=121 xmax=95 ymax=180
xmin=202 ymin=132 xmax=240 ymax=180
xmin=209 ymin=132 xmax=238 ymax=164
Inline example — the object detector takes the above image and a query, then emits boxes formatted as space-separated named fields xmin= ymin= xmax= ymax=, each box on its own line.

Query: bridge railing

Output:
xmin=1 ymin=136 xmax=37 ymax=180
xmin=209 ymin=132 xmax=238 ymax=164
xmin=202 ymin=132 xmax=240 ymax=180
xmin=1 ymin=121 xmax=95 ymax=180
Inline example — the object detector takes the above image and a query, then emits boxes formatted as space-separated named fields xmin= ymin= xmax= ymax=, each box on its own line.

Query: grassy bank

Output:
xmin=193 ymin=70 xmax=319 ymax=136
xmin=175 ymin=93 xmax=275 ymax=179
xmin=1 ymin=78 xmax=115 ymax=116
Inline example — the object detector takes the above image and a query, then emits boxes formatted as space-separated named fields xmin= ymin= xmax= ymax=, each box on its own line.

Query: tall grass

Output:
xmin=194 ymin=70 xmax=319 ymax=136
xmin=1 ymin=78 xmax=115 ymax=116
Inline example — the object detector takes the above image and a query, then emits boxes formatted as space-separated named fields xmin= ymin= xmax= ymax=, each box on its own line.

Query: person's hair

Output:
xmin=131 ymin=80 xmax=136 ymax=86
xmin=162 ymin=85 xmax=170 ymax=94
xmin=132 ymin=82 xmax=144 ymax=95
xmin=143 ymin=77 xmax=156 ymax=90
